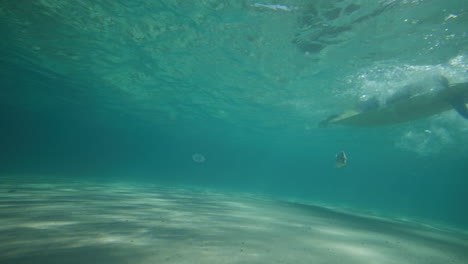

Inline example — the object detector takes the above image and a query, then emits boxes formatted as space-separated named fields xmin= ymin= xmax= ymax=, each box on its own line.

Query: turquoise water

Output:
xmin=1 ymin=0 xmax=467 ymax=233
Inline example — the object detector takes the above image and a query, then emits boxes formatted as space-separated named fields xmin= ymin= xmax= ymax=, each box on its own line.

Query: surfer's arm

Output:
xmin=450 ymin=97 xmax=468 ymax=119
xmin=448 ymin=82 xmax=468 ymax=119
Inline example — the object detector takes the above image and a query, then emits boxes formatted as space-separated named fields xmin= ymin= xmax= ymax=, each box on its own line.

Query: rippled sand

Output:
xmin=1 ymin=177 xmax=467 ymax=264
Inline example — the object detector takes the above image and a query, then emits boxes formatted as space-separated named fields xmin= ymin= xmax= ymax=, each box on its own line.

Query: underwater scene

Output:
xmin=1 ymin=0 xmax=467 ymax=263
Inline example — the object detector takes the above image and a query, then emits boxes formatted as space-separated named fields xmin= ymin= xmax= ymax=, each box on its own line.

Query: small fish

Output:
xmin=335 ymin=151 xmax=347 ymax=168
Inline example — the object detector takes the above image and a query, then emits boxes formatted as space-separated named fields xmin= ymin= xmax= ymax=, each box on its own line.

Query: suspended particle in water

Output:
xmin=192 ymin=153 xmax=206 ymax=163
xmin=445 ymin=13 xmax=458 ymax=21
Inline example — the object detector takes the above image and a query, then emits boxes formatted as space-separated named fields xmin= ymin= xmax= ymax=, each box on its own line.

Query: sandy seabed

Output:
xmin=0 ymin=176 xmax=467 ymax=264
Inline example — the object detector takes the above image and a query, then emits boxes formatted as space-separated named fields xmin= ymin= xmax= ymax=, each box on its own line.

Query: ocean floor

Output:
xmin=0 ymin=176 xmax=467 ymax=264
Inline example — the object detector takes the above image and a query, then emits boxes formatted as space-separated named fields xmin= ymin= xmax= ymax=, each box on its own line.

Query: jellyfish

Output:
xmin=192 ymin=153 xmax=206 ymax=163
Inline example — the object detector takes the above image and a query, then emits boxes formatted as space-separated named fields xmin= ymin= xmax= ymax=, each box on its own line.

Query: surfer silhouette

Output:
xmin=319 ymin=76 xmax=468 ymax=127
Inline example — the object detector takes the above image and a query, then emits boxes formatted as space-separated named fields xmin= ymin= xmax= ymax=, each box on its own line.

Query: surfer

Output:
xmin=335 ymin=151 xmax=347 ymax=168
xmin=319 ymin=76 xmax=468 ymax=127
